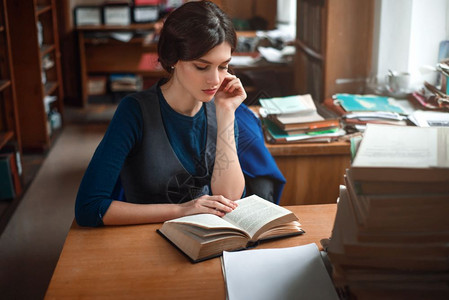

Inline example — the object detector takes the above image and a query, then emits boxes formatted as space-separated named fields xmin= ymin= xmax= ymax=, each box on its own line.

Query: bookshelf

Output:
xmin=6 ymin=0 xmax=64 ymax=152
xmin=295 ymin=0 xmax=375 ymax=103
xmin=0 ymin=0 xmax=23 ymax=232
xmin=77 ymin=23 xmax=167 ymax=107
xmin=0 ymin=0 xmax=21 ymax=153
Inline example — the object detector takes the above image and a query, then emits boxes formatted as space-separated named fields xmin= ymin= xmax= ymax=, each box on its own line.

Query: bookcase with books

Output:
xmin=6 ymin=0 xmax=64 ymax=151
xmin=0 ymin=0 xmax=23 ymax=202
xmin=295 ymin=0 xmax=374 ymax=103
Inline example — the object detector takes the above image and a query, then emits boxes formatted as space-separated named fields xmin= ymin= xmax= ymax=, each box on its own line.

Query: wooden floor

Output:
xmin=0 ymin=122 xmax=108 ymax=299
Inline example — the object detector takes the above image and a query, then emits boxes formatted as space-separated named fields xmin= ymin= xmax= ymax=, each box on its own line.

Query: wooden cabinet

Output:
xmin=6 ymin=0 xmax=64 ymax=151
xmin=0 ymin=0 xmax=21 ymax=154
xmin=267 ymin=141 xmax=351 ymax=206
xmin=295 ymin=0 xmax=375 ymax=103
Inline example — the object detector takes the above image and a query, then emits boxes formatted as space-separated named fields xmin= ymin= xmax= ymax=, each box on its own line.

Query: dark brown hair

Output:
xmin=158 ymin=1 xmax=237 ymax=73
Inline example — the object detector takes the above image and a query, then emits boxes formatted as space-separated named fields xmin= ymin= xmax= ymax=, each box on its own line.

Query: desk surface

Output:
xmin=45 ymin=204 xmax=337 ymax=299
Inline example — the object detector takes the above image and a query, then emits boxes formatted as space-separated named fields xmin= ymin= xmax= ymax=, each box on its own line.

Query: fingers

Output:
xmin=222 ymin=76 xmax=243 ymax=94
xmin=185 ymin=195 xmax=238 ymax=217
xmin=203 ymin=195 xmax=238 ymax=212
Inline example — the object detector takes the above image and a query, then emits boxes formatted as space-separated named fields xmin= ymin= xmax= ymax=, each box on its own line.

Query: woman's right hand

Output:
xmin=179 ymin=195 xmax=238 ymax=217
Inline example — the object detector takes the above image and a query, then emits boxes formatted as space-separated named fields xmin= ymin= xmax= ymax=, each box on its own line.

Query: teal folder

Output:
xmin=333 ymin=94 xmax=405 ymax=114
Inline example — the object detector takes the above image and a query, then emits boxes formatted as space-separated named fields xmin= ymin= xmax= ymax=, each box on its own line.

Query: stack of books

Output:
xmin=324 ymin=94 xmax=410 ymax=132
xmin=259 ymin=94 xmax=345 ymax=144
xmin=328 ymin=124 xmax=449 ymax=299
xmin=109 ymin=74 xmax=143 ymax=92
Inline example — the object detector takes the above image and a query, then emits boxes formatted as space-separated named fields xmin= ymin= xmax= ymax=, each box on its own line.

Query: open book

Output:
xmin=157 ymin=195 xmax=304 ymax=263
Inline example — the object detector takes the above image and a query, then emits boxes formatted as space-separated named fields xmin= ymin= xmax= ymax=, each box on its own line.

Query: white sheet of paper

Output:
xmin=409 ymin=110 xmax=449 ymax=127
xmin=222 ymin=243 xmax=339 ymax=300
xmin=352 ymin=124 xmax=440 ymax=168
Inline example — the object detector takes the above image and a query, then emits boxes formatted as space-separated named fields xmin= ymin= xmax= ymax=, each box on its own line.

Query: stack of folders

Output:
xmin=328 ymin=124 xmax=449 ymax=299
xmin=259 ymin=94 xmax=345 ymax=144
xmin=324 ymin=94 xmax=410 ymax=132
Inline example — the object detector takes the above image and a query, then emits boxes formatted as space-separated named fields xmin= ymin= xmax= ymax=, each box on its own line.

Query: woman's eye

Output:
xmin=195 ymin=65 xmax=208 ymax=71
xmin=219 ymin=65 xmax=229 ymax=71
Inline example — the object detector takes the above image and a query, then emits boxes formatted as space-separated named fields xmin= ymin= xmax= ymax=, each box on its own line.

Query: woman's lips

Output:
xmin=202 ymin=88 xmax=217 ymax=95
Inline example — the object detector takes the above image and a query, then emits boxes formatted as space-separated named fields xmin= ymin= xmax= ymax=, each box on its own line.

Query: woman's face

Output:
xmin=173 ymin=42 xmax=232 ymax=103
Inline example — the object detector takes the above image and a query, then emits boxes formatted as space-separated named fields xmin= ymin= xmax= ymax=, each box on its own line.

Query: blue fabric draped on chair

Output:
xmin=235 ymin=103 xmax=286 ymax=204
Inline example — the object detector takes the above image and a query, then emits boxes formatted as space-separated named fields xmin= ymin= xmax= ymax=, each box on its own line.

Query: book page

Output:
xmin=222 ymin=195 xmax=293 ymax=239
xmin=260 ymin=94 xmax=316 ymax=114
xmin=222 ymin=243 xmax=339 ymax=300
xmin=276 ymin=110 xmax=324 ymax=125
xmin=437 ymin=127 xmax=449 ymax=167
xmin=166 ymin=214 xmax=242 ymax=232
xmin=352 ymin=124 xmax=440 ymax=168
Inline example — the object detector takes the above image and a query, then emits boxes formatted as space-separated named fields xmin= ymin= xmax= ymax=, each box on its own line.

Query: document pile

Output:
xmin=324 ymin=94 xmax=409 ymax=132
xmin=259 ymin=94 xmax=344 ymax=144
xmin=328 ymin=124 xmax=449 ymax=299
xmin=412 ymin=61 xmax=449 ymax=111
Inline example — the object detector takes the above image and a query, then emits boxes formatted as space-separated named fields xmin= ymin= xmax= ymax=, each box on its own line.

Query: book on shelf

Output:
xmin=0 ymin=152 xmax=21 ymax=200
xmin=109 ymin=73 xmax=143 ymax=92
xmin=157 ymin=194 xmax=304 ymax=263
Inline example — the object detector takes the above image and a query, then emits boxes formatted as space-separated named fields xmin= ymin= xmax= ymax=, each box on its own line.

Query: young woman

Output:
xmin=75 ymin=1 xmax=246 ymax=227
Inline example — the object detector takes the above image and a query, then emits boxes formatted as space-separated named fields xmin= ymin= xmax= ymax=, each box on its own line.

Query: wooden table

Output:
xmin=45 ymin=204 xmax=337 ymax=299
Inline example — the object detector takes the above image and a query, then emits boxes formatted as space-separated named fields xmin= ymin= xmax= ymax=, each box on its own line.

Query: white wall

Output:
xmin=375 ymin=0 xmax=448 ymax=87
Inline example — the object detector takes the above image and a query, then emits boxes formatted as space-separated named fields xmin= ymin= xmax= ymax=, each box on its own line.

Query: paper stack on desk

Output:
xmin=324 ymin=94 xmax=410 ymax=132
xmin=222 ymin=243 xmax=339 ymax=300
xmin=327 ymin=124 xmax=449 ymax=299
xmin=259 ymin=94 xmax=345 ymax=144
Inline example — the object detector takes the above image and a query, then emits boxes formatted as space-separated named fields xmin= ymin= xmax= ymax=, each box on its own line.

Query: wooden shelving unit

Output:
xmin=77 ymin=23 xmax=165 ymax=107
xmin=0 ymin=0 xmax=21 ymax=152
xmin=6 ymin=0 xmax=64 ymax=152
xmin=0 ymin=0 xmax=23 ymax=231
xmin=295 ymin=0 xmax=375 ymax=103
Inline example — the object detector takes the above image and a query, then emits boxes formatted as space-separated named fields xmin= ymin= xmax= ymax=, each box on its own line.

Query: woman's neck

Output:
xmin=160 ymin=78 xmax=202 ymax=117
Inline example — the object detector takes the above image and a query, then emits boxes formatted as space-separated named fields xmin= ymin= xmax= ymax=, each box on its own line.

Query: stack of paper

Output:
xmin=260 ymin=94 xmax=344 ymax=144
xmin=222 ymin=243 xmax=339 ymax=300
xmin=328 ymin=124 xmax=449 ymax=299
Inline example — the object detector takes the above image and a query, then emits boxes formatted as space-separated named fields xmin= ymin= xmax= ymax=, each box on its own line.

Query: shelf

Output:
xmin=0 ymin=130 xmax=14 ymax=149
xmin=36 ymin=5 xmax=52 ymax=16
xmin=40 ymin=44 xmax=55 ymax=57
xmin=44 ymin=81 xmax=58 ymax=96
xmin=77 ymin=23 xmax=155 ymax=31
xmin=84 ymin=35 xmax=157 ymax=46
xmin=0 ymin=79 xmax=11 ymax=92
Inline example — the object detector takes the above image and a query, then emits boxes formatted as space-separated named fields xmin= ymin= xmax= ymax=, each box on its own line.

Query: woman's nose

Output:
xmin=206 ymin=69 xmax=220 ymax=86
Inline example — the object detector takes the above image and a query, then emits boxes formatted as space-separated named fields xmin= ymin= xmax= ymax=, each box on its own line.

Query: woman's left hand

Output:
xmin=214 ymin=73 xmax=247 ymax=112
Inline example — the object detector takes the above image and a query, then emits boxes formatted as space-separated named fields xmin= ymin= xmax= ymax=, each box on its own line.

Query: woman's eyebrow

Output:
xmin=196 ymin=58 xmax=232 ymax=64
